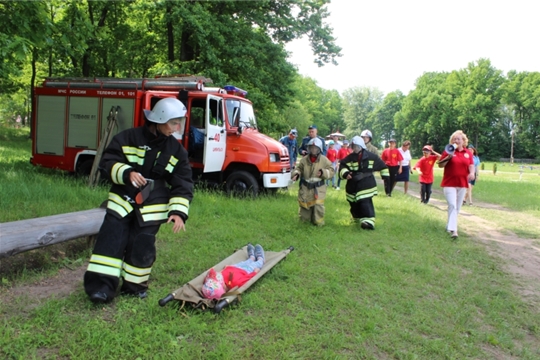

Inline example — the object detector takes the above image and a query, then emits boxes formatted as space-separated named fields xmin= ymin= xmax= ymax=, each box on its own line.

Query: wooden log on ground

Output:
xmin=0 ymin=208 xmax=106 ymax=258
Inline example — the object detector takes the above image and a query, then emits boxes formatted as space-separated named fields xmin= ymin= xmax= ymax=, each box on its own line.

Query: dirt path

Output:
xmin=1 ymin=183 xmax=540 ymax=311
xmin=396 ymin=181 xmax=540 ymax=307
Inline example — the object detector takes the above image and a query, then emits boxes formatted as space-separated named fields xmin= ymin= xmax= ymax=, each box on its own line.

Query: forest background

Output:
xmin=1 ymin=0 xmax=539 ymax=161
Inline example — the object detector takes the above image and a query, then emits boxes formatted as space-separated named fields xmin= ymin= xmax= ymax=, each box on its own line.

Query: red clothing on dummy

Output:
xmin=326 ymin=148 xmax=338 ymax=162
xmin=221 ymin=265 xmax=257 ymax=289
xmin=414 ymin=155 xmax=438 ymax=183
xmin=381 ymin=148 xmax=403 ymax=166
xmin=440 ymin=149 xmax=473 ymax=188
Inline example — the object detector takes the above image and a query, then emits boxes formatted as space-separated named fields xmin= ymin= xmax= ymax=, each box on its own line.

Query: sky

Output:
xmin=286 ymin=0 xmax=540 ymax=95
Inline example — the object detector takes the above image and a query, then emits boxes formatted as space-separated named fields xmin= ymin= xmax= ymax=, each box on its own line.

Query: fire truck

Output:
xmin=30 ymin=76 xmax=291 ymax=196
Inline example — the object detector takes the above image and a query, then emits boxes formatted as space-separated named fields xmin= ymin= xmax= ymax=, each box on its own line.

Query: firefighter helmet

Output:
xmin=360 ymin=129 xmax=373 ymax=139
xmin=351 ymin=136 xmax=366 ymax=151
xmin=307 ymin=137 xmax=323 ymax=154
xmin=143 ymin=98 xmax=187 ymax=124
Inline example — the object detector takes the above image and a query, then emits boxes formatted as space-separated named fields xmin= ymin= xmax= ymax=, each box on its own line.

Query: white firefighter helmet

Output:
xmin=360 ymin=129 xmax=373 ymax=139
xmin=350 ymin=136 xmax=367 ymax=152
xmin=307 ymin=137 xmax=323 ymax=154
xmin=143 ymin=98 xmax=187 ymax=124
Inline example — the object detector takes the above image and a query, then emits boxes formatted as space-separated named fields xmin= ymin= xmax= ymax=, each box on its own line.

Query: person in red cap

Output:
xmin=413 ymin=145 xmax=441 ymax=204
xmin=202 ymin=244 xmax=265 ymax=299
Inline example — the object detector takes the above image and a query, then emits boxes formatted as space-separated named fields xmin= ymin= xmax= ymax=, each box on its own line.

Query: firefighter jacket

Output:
xmin=339 ymin=150 xmax=389 ymax=202
xmin=99 ymin=124 xmax=193 ymax=227
xmin=291 ymin=154 xmax=334 ymax=209
xmin=366 ymin=142 xmax=379 ymax=155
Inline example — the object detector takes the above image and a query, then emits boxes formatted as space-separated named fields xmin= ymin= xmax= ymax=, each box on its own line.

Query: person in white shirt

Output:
xmin=395 ymin=140 xmax=413 ymax=194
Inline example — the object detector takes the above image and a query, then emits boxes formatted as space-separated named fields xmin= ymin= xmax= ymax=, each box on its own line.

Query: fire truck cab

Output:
xmin=30 ymin=76 xmax=291 ymax=196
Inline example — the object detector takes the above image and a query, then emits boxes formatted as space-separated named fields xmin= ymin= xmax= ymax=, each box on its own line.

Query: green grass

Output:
xmin=1 ymin=127 xmax=539 ymax=359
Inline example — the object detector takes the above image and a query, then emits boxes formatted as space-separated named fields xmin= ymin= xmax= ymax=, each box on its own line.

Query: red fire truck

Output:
xmin=30 ymin=76 xmax=291 ymax=195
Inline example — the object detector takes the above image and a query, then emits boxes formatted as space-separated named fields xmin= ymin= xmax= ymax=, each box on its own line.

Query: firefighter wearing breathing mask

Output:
xmin=290 ymin=137 xmax=334 ymax=225
xmin=339 ymin=136 xmax=389 ymax=230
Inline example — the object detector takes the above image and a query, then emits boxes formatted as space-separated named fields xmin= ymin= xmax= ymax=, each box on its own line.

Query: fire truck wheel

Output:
xmin=225 ymin=171 xmax=259 ymax=197
xmin=76 ymin=159 xmax=94 ymax=176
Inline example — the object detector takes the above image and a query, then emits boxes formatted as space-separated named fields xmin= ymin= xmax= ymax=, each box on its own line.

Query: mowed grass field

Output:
xmin=1 ymin=127 xmax=539 ymax=359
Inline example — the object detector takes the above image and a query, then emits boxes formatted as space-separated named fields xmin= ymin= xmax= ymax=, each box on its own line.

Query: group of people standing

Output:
xmin=287 ymin=125 xmax=480 ymax=241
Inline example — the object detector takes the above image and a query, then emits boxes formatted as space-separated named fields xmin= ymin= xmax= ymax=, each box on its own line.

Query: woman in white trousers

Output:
xmin=439 ymin=130 xmax=475 ymax=238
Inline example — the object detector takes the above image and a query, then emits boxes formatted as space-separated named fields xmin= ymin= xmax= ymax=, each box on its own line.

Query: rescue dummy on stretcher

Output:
xmin=159 ymin=244 xmax=294 ymax=313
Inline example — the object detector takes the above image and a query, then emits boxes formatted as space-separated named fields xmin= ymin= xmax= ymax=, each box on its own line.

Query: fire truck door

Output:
xmin=203 ymin=95 xmax=226 ymax=173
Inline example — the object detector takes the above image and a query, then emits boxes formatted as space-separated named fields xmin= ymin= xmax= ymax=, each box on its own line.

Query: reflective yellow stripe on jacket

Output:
xmin=111 ymin=163 xmax=132 ymax=184
xmin=139 ymin=203 xmax=169 ymax=222
xmin=168 ymin=196 xmax=189 ymax=215
xmin=107 ymin=192 xmax=134 ymax=217
xmin=122 ymin=146 xmax=145 ymax=166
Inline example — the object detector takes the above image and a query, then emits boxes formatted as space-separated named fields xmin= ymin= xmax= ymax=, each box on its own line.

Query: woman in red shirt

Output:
xmin=439 ymin=130 xmax=475 ymax=238
xmin=381 ymin=139 xmax=403 ymax=197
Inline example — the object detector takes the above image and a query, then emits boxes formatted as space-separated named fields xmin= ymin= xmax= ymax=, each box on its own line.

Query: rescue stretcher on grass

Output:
xmin=159 ymin=245 xmax=295 ymax=313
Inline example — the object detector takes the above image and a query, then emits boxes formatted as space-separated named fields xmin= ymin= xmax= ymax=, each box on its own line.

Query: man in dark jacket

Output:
xmin=339 ymin=136 xmax=389 ymax=230
xmin=84 ymin=97 xmax=194 ymax=304
xmin=299 ymin=124 xmax=327 ymax=156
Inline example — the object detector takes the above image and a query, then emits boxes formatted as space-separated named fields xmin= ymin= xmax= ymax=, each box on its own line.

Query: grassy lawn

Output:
xmin=1 ymin=127 xmax=539 ymax=359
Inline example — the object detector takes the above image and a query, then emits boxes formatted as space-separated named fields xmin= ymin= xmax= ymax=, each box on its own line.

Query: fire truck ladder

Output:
xmin=88 ymin=106 xmax=118 ymax=187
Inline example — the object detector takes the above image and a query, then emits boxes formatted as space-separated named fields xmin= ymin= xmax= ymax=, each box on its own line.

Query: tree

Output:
xmin=501 ymin=71 xmax=540 ymax=159
xmin=446 ymin=58 xmax=505 ymax=148
xmin=341 ymin=86 xmax=384 ymax=140
xmin=370 ymin=90 xmax=405 ymax=146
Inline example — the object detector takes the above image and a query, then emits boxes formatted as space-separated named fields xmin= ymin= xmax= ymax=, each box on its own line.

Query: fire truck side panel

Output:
xmin=67 ymin=96 xmax=99 ymax=149
xmin=35 ymin=95 xmax=66 ymax=156
xmin=100 ymin=98 xmax=137 ymax=138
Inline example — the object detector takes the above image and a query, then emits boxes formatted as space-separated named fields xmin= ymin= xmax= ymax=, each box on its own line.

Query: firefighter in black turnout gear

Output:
xmin=84 ymin=98 xmax=194 ymax=304
xmin=339 ymin=136 xmax=389 ymax=230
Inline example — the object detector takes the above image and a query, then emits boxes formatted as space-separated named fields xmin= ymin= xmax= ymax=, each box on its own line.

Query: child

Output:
xmin=413 ymin=145 xmax=441 ymax=204
xmin=202 ymin=244 xmax=265 ymax=299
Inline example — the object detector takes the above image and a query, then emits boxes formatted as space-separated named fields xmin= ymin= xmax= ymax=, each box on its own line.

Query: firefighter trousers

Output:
xmin=84 ymin=212 xmax=160 ymax=300
xmin=348 ymin=197 xmax=376 ymax=227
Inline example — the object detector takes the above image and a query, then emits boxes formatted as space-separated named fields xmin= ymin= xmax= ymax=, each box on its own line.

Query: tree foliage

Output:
xmin=0 ymin=0 xmax=341 ymax=133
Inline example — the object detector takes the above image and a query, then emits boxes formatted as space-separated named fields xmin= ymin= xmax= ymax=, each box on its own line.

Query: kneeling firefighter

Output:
xmin=291 ymin=138 xmax=334 ymax=225
xmin=84 ymin=97 xmax=194 ymax=304
xmin=339 ymin=136 xmax=389 ymax=229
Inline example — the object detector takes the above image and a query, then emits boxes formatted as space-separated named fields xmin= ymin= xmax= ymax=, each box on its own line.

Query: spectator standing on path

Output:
xmin=332 ymin=134 xmax=342 ymax=152
xmin=338 ymin=136 xmax=389 ymax=230
xmin=280 ymin=129 xmax=298 ymax=169
xmin=299 ymin=124 xmax=327 ymax=156
xmin=465 ymin=145 xmax=481 ymax=206
xmin=381 ymin=139 xmax=403 ymax=197
xmin=336 ymin=140 xmax=352 ymax=190
xmin=413 ymin=145 xmax=441 ymax=204
xmin=361 ymin=129 xmax=379 ymax=154
xmin=326 ymin=140 xmax=338 ymax=188
xmin=395 ymin=140 xmax=413 ymax=194
xmin=439 ymin=130 xmax=475 ymax=238
xmin=84 ymin=98 xmax=194 ymax=304
xmin=291 ymin=138 xmax=334 ymax=226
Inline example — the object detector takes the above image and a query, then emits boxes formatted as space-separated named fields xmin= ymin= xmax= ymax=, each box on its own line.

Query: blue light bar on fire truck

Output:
xmin=223 ymin=85 xmax=247 ymax=97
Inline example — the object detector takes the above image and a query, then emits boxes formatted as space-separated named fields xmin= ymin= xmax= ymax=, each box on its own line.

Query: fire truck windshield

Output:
xmin=226 ymin=100 xmax=257 ymax=129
